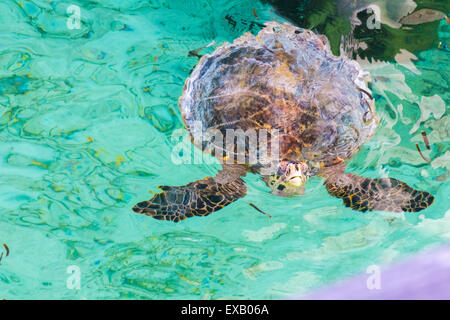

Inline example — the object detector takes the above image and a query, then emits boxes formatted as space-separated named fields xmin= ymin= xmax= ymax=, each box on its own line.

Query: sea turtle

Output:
xmin=132 ymin=21 xmax=434 ymax=222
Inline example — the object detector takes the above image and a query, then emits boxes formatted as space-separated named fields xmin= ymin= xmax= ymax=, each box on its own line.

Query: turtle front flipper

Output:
xmin=325 ymin=174 xmax=434 ymax=213
xmin=132 ymin=164 xmax=247 ymax=222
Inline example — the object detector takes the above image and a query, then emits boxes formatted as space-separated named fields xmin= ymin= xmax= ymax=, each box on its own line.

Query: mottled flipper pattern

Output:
xmin=325 ymin=174 xmax=434 ymax=213
xmin=132 ymin=165 xmax=246 ymax=222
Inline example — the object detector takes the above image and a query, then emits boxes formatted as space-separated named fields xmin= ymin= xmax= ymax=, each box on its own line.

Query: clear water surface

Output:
xmin=0 ymin=0 xmax=449 ymax=299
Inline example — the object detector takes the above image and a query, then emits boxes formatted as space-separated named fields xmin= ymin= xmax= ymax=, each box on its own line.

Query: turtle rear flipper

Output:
xmin=325 ymin=174 xmax=434 ymax=213
xmin=132 ymin=165 xmax=246 ymax=222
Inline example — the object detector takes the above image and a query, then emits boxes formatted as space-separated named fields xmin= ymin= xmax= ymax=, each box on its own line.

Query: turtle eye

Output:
xmin=277 ymin=184 xmax=286 ymax=191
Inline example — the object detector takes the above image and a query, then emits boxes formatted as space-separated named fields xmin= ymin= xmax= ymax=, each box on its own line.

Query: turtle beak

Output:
xmin=288 ymin=175 xmax=304 ymax=186
xmin=283 ymin=162 xmax=308 ymax=186
xmin=268 ymin=161 xmax=309 ymax=196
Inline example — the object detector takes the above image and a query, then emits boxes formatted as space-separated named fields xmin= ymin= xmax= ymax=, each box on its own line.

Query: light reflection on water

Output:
xmin=0 ymin=0 xmax=448 ymax=299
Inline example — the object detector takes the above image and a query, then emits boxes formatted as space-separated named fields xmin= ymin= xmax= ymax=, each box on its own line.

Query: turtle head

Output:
xmin=267 ymin=161 xmax=310 ymax=197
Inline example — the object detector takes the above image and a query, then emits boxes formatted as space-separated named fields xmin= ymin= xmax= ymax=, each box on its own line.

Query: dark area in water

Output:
xmin=263 ymin=0 xmax=449 ymax=61
xmin=352 ymin=8 xmax=443 ymax=61
xmin=262 ymin=0 xmax=350 ymax=54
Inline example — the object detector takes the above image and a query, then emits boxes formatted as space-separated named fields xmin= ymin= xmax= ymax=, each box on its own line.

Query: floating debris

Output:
xmin=0 ymin=244 xmax=9 ymax=265
xmin=416 ymin=144 xmax=431 ymax=163
xmin=249 ymin=203 xmax=272 ymax=218
xmin=252 ymin=8 xmax=259 ymax=20
xmin=422 ymin=131 xmax=431 ymax=150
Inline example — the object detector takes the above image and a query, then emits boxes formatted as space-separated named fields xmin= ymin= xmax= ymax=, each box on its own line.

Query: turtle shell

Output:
xmin=180 ymin=21 xmax=378 ymax=167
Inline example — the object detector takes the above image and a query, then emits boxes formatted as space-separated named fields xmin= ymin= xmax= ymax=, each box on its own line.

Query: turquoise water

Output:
xmin=0 ymin=0 xmax=449 ymax=299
